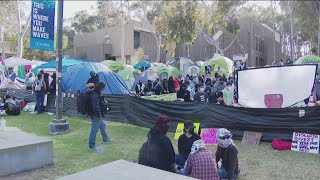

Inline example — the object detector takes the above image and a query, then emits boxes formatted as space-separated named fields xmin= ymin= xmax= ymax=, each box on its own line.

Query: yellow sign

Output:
xmin=174 ymin=122 xmax=200 ymax=140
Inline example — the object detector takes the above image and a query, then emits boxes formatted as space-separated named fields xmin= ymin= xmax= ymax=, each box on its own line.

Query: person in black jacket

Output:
xmin=138 ymin=115 xmax=177 ymax=173
xmin=215 ymin=128 xmax=240 ymax=180
xmin=168 ymin=76 xmax=176 ymax=93
xmin=175 ymin=121 xmax=201 ymax=166
xmin=176 ymin=83 xmax=191 ymax=102
xmin=88 ymin=82 xmax=112 ymax=151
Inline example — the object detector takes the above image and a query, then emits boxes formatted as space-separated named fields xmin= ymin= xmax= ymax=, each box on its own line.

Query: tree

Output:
xmin=154 ymin=1 xmax=200 ymax=57
xmin=14 ymin=1 xmax=31 ymax=58
xmin=197 ymin=0 xmax=246 ymax=56
xmin=71 ymin=10 xmax=103 ymax=34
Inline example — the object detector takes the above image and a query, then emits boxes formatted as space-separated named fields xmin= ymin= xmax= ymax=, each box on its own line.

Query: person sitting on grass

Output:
xmin=176 ymin=121 xmax=201 ymax=166
xmin=138 ymin=115 xmax=177 ymax=173
xmin=216 ymin=128 xmax=240 ymax=180
xmin=180 ymin=139 xmax=220 ymax=180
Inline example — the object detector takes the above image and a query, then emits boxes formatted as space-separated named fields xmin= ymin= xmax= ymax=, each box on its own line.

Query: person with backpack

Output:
xmin=88 ymin=82 xmax=112 ymax=151
xmin=86 ymin=71 xmax=99 ymax=89
xmin=33 ymin=74 xmax=46 ymax=114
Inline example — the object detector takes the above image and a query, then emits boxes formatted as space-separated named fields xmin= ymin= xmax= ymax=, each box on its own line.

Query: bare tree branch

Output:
xmin=22 ymin=12 xmax=31 ymax=37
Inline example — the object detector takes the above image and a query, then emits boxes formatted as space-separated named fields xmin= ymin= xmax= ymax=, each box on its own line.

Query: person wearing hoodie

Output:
xmin=138 ymin=115 xmax=177 ymax=173
xmin=215 ymin=128 xmax=240 ymax=180
xmin=162 ymin=79 xmax=170 ymax=94
xmin=173 ymin=77 xmax=181 ymax=92
xmin=168 ymin=76 xmax=176 ymax=93
xmin=176 ymin=83 xmax=191 ymax=102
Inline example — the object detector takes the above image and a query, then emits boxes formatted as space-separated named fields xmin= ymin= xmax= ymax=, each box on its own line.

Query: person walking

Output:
xmin=88 ymin=82 xmax=112 ymax=151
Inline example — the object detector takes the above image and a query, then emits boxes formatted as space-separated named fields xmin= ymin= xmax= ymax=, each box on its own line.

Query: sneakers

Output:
xmin=103 ymin=139 xmax=113 ymax=144
xmin=88 ymin=146 xmax=105 ymax=153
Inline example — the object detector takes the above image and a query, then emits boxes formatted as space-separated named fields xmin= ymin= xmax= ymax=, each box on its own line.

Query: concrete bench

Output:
xmin=58 ymin=159 xmax=198 ymax=180
xmin=0 ymin=128 xmax=53 ymax=176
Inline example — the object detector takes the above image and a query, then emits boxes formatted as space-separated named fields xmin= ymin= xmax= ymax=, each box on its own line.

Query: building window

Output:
xmin=134 ymin=31 xmax=140 ymax=49
xmin=105 ymin=55 xmax=116 ymax=61
xmin=126 ymin=55 xmax=130 ymax=64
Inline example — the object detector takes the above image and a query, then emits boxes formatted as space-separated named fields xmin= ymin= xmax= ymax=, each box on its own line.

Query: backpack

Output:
xmin=81 ymin=91 xmax=93 ymax=116
xmin=34 ymin=79 xmax=43 ymax=92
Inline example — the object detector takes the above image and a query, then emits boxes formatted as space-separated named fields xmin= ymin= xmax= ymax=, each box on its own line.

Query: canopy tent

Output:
xmin=100 ymin=60 xmax=126 ymax=72
xmin=36 ymin=57 xmax=86 ymax=73
xmin=62 ymin=63 xmax=130 ymax=95
xmin=134 ymin=60 xmax=151 ymax=71
xmin=150 ymin=65 xmax=181 ymax=78
xmin=117 ymin=68 xmax=141 ymax=89
xmin=170 ymin=57 xmax=196 ymax=72
xmin=131 ymin=69 xmax=159 ymax=90
xmin=200 ymin=56 xmax=234 ymax=76
xmin=182 ymin=65 xmax=200 ymax=77
xmin=4 ymin=57 xmax=37 ymax=67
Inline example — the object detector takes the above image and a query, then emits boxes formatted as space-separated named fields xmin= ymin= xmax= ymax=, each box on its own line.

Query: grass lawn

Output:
xmin=3 ymin=112 xmax=320 ymax=180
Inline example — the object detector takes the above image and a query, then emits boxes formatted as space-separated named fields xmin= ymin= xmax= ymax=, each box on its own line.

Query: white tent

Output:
xmin=182 ymin=65 xmax=200 ymax=77
xmin=4 ymin=57 xmax=37 ymax=67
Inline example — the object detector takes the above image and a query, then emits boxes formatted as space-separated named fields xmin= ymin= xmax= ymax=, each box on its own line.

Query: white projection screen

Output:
xmin=237 ymin=65 xmax=317 ymax=108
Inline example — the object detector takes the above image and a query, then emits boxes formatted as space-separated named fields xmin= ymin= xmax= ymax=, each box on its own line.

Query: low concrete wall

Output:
xmin=0 ymin=128 xmax=53 ymax=177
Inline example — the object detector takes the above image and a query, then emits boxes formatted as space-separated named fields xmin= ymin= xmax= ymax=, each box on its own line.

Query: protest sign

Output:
xmin=200 ymin=128 xmax=218 ymax=145
xmin=174 ymin=122 xmax=200 ymax=140
xmin=30 ymin=0 xmax=56 ymax=51
xmin=241 ymin=131 xmax=262 ymax=146
xmin=291 ymin=132 xmax=319 ymax=154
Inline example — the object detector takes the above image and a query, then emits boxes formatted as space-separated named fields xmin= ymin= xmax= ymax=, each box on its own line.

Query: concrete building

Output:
xmin=176 ymin=18 xmax=286 ymax=67
xmin=73 ymin=22 xmax=170 ymax=65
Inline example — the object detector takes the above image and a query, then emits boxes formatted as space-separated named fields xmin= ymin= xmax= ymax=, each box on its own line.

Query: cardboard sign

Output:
xmin=23 ymin=102 xmax=36 ymax=112
xmin=241 ymin=131 xmax=262 ymax=146
xmin=291 ymin=132 xmax=319 ymax=154
xmin=174 ymin=122 xmax=200 ymax=140
xmin=200 ymin=128 xmax=218 ymax=145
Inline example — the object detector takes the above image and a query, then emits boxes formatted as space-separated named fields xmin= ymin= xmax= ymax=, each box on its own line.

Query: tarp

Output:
xmin=134 ymin=60 xmax=151 ymax=70
xmin=62 ymin=62 xmax=130 ymax=95
xmin=1 ymin=88 xmax=320 ymax=142
xmin=37 ymin=57 xmax=85 ymax=71
xmin=100 ymin=60 xmax=125 ymax=72
xmin=4 ymin=57 xmax=37 ymax=67
xmin=237 ymin=65 xmax=317 ymax=108
xmin=131 ymin=69 xmax=159 ymax=90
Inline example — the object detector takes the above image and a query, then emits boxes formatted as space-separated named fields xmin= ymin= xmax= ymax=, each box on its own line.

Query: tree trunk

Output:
xmin=158 ymin=35 xmax=161 ymax=63
xmin=15 ymin=1 xmax=31 ymax=58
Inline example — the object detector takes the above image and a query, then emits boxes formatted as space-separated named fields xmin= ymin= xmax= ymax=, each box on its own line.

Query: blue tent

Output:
xmin=36 ymin=57 xmax=86 ymax=72
xmin=62 ymin=63 xmax=130 ymax=95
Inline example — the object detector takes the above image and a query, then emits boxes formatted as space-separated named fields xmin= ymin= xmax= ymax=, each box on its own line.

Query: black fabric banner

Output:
xmin=1 ymin=88 xmax=320 ymax=142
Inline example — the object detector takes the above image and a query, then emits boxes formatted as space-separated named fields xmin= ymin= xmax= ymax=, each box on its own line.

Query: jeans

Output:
xmin=218 ymin=166 xmax=238 ymax=180
xmin=36 ymin=91 xmax=44 ymax=113
xmin=88 ymin=116 xmax=110 ymax=149
xmin=175 ymin=154 xmax=188 ymax=166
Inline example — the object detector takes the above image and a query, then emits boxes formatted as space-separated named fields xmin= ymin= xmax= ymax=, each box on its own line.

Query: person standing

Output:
xmin=86 ymin=71 xmax=99 ymax=89
xmin=216 ymin=128 xmax=240 ymax=180
xmin=213 ymin=77 xmax=226 ymax=94
xmin=49 ymin=73 xmax=56 ymax=95
xmin=168 ymin=76 xmax=176 ymax=93
xmin=184 ymin=140 xmax=220 ymax=180
xmin=222 ymin=82 xmax=234 ymax=106
xmin=33 ymin=74 xmax=46 ymax=114
xmin=88 ymin=82 xmax=112 ymax=151
xmin=25 ymin=71 xmax=34 ymax=90
xmin=176 ymin=121 xmax=201 ymax=166
xmin=138 ymin=115 xmax=177 ymax=173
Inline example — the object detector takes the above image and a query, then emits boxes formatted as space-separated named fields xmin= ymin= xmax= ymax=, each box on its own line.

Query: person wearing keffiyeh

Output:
xmin=182 ymin=140 xmax=220 ymax=180
xmin=216 ymin=128 xmax=240 ymax=180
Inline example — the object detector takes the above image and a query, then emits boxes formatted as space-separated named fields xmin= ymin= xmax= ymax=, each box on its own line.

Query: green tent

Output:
xmin=200 ymin=56 xmax=234 ymax=76
xmin=294 ymin=55 xmax=320 ymax=64
xmin=100 ymin=60 xmax=125 ymax=72
xmin=151 ymin=65 xmax=181 ymax=77
xmin=117 ymin=68 xmax=141 ymax=80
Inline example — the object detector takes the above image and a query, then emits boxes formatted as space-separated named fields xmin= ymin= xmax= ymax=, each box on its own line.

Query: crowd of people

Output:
xmin=139 ymin=115 xmax=240 ymax=180
xmin=135 ymin=72 xmax=235 ymax=106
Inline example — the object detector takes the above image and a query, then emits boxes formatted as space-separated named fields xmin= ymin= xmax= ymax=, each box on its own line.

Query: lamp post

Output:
xmin=48 ymin=0 xmax=70 ymax=135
